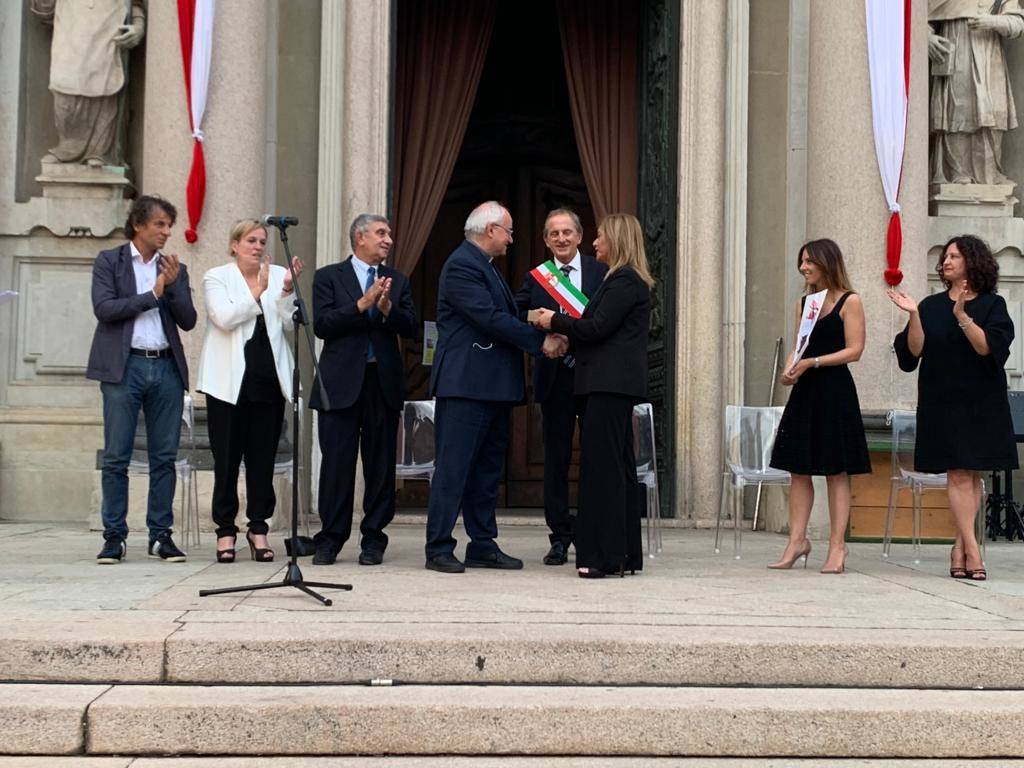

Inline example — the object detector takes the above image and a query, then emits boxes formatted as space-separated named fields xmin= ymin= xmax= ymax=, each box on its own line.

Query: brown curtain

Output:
xmin=557 ymin=0 xmax=639 ymax=220
xmin=390 ymin=0 xmax=497 ymax=276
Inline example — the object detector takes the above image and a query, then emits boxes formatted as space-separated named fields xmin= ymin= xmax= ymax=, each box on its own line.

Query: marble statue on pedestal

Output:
xmin=30 ymin=0 xmax=146 ymax=169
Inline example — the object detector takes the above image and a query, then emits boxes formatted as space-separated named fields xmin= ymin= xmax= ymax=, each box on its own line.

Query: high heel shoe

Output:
xmin=820 ymin=545 xmax=848 ymax=574
xmin=246 ymin=531 xmax=275 ymax=562
xmin=767 ymin=540 xmax=811 ymax=570
xmin=216 ymin=535 xmax=236 ymax=563
xmin=949 ymin=546 xmax=967 ymax=579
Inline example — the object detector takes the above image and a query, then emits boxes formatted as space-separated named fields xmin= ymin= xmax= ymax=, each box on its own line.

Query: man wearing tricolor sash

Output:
xmin=515 ymin=209 xmax=607 ymax=566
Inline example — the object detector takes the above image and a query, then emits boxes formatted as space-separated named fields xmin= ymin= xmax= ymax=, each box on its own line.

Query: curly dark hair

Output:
xmin=935 ymin=235 xmax=1000 ymax=294
xmin=125 ymin=195 xmax=177 ymax=240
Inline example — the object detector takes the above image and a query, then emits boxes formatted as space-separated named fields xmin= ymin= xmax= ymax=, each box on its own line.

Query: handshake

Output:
xmin=527 ymin=308 xmax=567 ymax=359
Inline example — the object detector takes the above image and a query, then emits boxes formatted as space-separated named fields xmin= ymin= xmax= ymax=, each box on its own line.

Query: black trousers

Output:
xmin=541 ymin=363 xmax=586 ymax=546
xmin=315 ymin=364 xmax=399 ymax=555
xmin=206 ymin=394 xmax=285 ymax=538
xmin=575 ymin=393 xmax=643 ymax=573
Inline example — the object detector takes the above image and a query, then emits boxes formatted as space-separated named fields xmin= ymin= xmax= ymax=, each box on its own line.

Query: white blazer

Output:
xmin=196 ymin=262 xmax=295 ymax=404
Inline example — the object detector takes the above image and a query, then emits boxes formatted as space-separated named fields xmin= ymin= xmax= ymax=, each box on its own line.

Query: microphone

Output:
xmin=261 ymin=214 xmax=299 ymax=228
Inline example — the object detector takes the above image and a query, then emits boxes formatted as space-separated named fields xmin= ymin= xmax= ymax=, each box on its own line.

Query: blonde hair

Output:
xmin=228 ymin=219 xmax=266 ymax=258
xmin=599 ymin=213 xmax=655 ymax=288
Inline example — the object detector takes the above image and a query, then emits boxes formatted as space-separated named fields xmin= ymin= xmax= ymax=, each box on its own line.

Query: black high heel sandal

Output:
xmin=216 ymin=536 xmax=236 ymax=564
xmin=246 ymin=531 xmax=275 ymax=562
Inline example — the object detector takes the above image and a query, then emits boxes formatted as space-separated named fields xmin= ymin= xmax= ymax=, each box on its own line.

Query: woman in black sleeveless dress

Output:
xmin=769 ymin=239 xmax=870 ymax=574
xmin=888 ymin=235 xmax=1017 ymax=581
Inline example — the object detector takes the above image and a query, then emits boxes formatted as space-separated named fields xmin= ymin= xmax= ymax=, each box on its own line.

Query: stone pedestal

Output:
xmin=930 ymin=183 xmax=1018 ymax=218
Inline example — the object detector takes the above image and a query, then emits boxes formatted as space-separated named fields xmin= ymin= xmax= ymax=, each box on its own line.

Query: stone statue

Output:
xmin=31 ymin=0 xmax=146 ymax=169
xmin=929 ymin=0 xmax=1024 ymax=186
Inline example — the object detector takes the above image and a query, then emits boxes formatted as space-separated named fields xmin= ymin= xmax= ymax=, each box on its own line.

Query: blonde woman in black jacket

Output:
xmin=532 ymin=213 xmax=653 ymax=578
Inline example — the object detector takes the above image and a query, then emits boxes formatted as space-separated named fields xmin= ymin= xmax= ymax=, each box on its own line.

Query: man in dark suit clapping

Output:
xmin=514 ymin=209 xmax=607 ymax=566
xmin=425 ymin=201 xmax=567 ymax=573
xmin=310 ymin=214 xmax=417 ymax=566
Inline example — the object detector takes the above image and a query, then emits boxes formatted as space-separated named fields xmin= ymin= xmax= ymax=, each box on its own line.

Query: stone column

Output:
xmin=142 ymin=0 xmax=272 ymax=376
xmin=312 ymin=0 xmax=392 ymax=512
xmin=676 ymin=1 xmax=727 ymax=522
xmin=805 ymin=0 xmax=926 ymax=413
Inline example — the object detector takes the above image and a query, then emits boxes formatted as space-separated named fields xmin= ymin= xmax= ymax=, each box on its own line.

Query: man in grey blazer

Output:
xmin=87 ymin=195 xmax=197 ymax=564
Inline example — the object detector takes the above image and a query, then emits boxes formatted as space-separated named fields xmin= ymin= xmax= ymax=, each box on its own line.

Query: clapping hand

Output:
xmin=282 ymin=256 xmax=303 ymax=293
xmin=154 ymin=253 xmax=180 ymax=298
xmin=376 ymin=277 xmax=394 ymax=316
xmin=952 ymin=279 xmax=970 ymax=323
xmin=886 ymin=287 xmax=917 ymax=314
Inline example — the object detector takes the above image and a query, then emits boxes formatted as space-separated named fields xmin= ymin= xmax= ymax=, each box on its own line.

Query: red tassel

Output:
xmin=884 ymin=211 xmax=903 ymax=286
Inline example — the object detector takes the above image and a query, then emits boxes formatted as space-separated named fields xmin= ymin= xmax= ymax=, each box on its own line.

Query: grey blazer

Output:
xmin=86 ymin=244 xmax=197 ymax=385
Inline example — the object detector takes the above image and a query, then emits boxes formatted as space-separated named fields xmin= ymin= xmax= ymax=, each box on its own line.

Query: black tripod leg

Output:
xmin=294 ymin=583 xmax=332 ymax=606
xmin=302 ymin=580 xmax=354 ymax=591
xmin=199 ymin=581 xmax=285 ymax=597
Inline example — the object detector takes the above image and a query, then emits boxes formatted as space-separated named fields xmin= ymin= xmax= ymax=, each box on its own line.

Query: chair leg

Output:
xmin=882 ymin=479 xmax=899 ymax=559
xmin=715 ymin=473 xmax=729 ymax=554
xmin=977 ymin=478 xmax=987 ymax=564
xmin=733 ymin=480 xmax=742 ymax=560
xmin=652 ymin=483 xmax=663 ymax=554
xmin=645 ymin=482 xmax=654 ymax=559
xmin=911 ymin=485 xmax=922 ymax=565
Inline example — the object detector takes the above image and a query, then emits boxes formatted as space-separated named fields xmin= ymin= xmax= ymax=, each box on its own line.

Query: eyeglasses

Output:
xmin=493 ymin=223 xmax=514 ymax=238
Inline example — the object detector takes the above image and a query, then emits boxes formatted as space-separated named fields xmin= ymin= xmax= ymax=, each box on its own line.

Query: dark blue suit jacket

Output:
xmin=310 ymin=256 xmax=417 ymax=412
xmin=514 ymin=253 xmax=607 ymax=403
xmin=86 ymin=244 xmax=197 ymax=385
xmin=429 ymin=240 xmax=544 ymax=403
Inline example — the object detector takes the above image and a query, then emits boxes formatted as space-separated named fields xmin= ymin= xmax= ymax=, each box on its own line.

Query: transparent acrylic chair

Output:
xmin=882 ymin=409 xmax=985 ymax=564
xmin=396 ymin=399 xmax=436 ymax=484
xmin=128 ymin=393 xmax=200 ymax=548
xmin=632 ymin=402 xmax=662 ymax=557
xmin=716 ymin=405 xmax=790 ymax=558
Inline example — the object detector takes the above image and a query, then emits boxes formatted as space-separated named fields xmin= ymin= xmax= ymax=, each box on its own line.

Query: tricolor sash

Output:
xmin=529 ymin=260 xmax=588 ymax=318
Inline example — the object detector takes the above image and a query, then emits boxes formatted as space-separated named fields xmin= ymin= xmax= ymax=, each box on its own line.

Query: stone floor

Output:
xmin=2 ymin=517 xmax=1023 ymax=627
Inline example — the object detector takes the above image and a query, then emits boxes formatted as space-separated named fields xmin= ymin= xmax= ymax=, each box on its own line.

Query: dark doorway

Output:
xmin=393 ymin=0 xmax=646 ymax=509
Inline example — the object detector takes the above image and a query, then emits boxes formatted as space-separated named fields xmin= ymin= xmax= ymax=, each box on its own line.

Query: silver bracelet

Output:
xmin=814 ymin=357 xmax=820 ymax=368
xmin=958 ymin=317 xmax=974 ymax=329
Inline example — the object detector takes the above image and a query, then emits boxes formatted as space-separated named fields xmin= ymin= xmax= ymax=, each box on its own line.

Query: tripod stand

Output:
xmin=199 ymin=221 xmax=351 ymax=605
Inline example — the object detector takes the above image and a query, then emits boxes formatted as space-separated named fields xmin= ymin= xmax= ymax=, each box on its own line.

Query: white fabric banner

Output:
xmin=190 ymin=0 xmax=215 ymax=142
xmin=865 ymin=0 xmax=907 ymax=215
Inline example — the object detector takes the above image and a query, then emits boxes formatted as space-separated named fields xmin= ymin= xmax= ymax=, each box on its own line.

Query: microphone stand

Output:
xmin=200 ymin=221 xmax=351 ymax=605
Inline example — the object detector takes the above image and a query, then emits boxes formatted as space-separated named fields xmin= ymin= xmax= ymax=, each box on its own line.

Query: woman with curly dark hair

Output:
xmin=888 ymin=235 xmax=1017 ymax=581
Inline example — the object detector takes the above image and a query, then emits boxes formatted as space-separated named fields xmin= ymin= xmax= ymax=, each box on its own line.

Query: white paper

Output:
xmin=422 ymin=321 xmax=438 ymax=366
xmin=791 ymin=288 xmax=828 ymax=365
xmin=0 ymin=291 xmax=17 ymax=306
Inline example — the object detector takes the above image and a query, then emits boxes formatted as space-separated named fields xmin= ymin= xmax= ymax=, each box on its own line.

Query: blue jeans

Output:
xmin=99 ymin=355 xmax=184 ymax=542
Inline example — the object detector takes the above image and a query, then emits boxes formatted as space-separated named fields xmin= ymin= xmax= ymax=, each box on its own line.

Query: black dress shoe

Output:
xmin=312 ymin=547 xmax=337 ymax=565
xmin=465 ymin=549 xmax=524 ymax=570
xmin=543 ymin=542 xmax=568 ymax=566
xmin=425 ymin=553 xmax=465 ymax=573
xmin=358 ymin=550 xmax=383 ymax=566
xmin=578 ymin=567 xmax=606 ymax=579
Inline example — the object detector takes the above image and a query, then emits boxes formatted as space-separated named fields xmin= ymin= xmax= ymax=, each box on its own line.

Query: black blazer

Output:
xmin=310 ymin=256 xmax=417 ymax=412
xmin=428 ymin=239 xmax=544 ymax=403
xmin=514 ymin=253 xmax=607 ymax=403
xmin=86 ymin=244 xmax=197 ymax=385
xmin=549 ymin=266 xmax=650 ymax=399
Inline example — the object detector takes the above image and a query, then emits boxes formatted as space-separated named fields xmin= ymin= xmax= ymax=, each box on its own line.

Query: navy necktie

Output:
xmin=365 ymin=266 xmax=376 ymax=361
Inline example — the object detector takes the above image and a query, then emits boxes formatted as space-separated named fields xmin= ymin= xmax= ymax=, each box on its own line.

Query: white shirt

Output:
xmin=130 ymin=241 xmax=169 ymax=350
xmin=553 ymin=250 xmax=583 ymax=293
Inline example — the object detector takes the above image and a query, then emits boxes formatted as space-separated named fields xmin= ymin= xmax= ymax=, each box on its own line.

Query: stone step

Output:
xmin=5 ymin=760 xmax=1024 ymax=768
xmin=4 ymin=683 xmax=1024 ymax=758
xmin=5 ymin=620 xmax=1024 ymax=690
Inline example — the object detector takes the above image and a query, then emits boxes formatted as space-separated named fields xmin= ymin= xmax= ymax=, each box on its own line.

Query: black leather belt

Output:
xmin=130 ymin=348 xmax=171 ymax=358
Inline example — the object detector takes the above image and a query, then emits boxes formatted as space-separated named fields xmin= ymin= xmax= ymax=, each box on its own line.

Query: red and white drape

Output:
xmin=176 ymin=0 xmax=215 ymax=243
xmin=865 ymin=0 xmax=911 ymax=286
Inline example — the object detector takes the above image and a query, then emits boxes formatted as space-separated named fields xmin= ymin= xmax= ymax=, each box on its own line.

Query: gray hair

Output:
xmin=464 ymin=201 xmax=508 ymax=238
xmin=543 ymin=208 xmax=582 ymax=237
xmin=349 ymin=213 xmax=389 ymax=250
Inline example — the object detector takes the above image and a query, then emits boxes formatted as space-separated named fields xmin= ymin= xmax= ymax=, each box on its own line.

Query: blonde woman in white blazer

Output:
xmin=196 ymin=219 xmax=302 ymax=564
